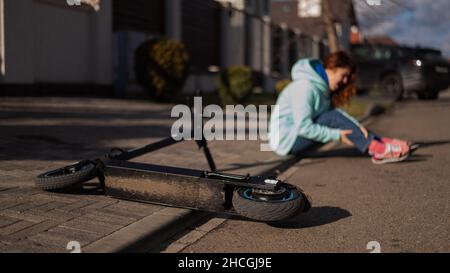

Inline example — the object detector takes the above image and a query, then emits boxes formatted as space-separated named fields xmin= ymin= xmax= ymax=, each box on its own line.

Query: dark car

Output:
xmin=350 ymin=44 xmax=450 ymax=100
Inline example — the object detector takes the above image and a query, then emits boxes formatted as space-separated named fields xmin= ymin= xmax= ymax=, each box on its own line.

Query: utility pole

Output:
xmin=322 ymin=0 xmax=339 ymax=53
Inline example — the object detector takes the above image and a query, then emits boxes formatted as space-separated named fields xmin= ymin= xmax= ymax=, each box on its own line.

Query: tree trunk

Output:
xmin=322 ymin=0 xmax=339 ymax=53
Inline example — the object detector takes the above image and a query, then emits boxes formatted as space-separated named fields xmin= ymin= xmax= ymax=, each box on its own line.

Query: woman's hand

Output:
xmin=340 ymin=130 xmax=354 ymax=146
xmin=359 ymin=125 xmax=369 ymax=139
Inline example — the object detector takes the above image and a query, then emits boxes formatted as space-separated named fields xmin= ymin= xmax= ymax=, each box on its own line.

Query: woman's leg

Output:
xmin=289 ymin=109 xmax=412 ymax=162
xmin=314 ymin=109 xmax=380 ymax=154
xmin=290 ymin=136 xmax=318 ymax=155
xmin=289 ymin=109 xmax=384 ymax=155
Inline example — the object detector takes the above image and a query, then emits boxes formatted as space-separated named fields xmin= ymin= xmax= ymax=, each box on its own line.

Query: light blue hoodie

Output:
xmin=268 ymin=58 xmax=360 ymax=156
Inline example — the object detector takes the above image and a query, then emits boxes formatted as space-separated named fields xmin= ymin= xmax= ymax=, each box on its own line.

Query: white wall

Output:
xmin=33 ymin=2 xmax=92 ymax=83
xmin=91 ymin=0 xmax=113 ymax=84
xmin=165 ymin=0 xmax=181 ymax=41
xmin=3 ymin=0 xmax=34 ymax=83
xmin=220 ymin=5 xmax=246 ymax=67
xmin=2 ymin=0 xmax=112 ymax=84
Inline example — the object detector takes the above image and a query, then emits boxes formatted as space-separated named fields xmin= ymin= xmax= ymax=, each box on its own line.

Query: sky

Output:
xmin=353 ymin=0 xmax=450 ymax=58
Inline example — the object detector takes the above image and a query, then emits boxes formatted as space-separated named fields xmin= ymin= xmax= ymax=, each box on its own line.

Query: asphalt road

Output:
xmin=174 ymin=90 xmax=450 ymax=253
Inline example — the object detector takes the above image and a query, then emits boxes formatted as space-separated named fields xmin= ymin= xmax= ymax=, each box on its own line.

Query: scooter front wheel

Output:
xmin=232 ymin=184 xmax=311 ymax=222
xmin=35 ymin=161 xmax=97 ymax=191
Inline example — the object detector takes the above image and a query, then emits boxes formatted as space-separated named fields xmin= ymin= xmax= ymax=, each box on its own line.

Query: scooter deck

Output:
xmin=104 ymin=160 xmax=244 ymax=213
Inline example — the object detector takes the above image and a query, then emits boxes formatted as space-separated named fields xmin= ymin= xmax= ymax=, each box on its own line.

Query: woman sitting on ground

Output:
xmin=268 ymin=51 xmax=414 ymax=164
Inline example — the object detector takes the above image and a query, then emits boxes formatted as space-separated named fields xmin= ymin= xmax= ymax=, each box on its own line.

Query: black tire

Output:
xmin=232 ymin=184 xmax=311 ymax=222
xmin=418 ymin=89 xmax=439 ymax=100
xmin=35 ymin=161 xmax=97 ymax=191
xmin=381 ymin=74 xmax=404 ymax=101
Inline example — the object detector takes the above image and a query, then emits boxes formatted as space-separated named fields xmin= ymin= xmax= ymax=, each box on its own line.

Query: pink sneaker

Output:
xmin=371 ymin=143 xmax=410 ymax=164
xmin=382 ymin=138 xmax=410 ymax=154
xmin=382 ymin=138 xmax=414 ymax=155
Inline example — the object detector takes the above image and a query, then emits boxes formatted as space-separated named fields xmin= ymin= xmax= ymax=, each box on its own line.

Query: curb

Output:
xmin=84 ymin=208 xmax=208 ymax=253
xmin=84 ymin=101 xmax=393 ymax=253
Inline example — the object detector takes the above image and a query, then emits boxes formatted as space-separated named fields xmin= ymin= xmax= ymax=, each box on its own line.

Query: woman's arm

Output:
xmin=288 ymin=85 xmax=341 ymax=143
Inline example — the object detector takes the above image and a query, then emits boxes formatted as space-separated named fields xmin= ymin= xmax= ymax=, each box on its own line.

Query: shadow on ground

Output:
xmin=303 ymin=147 xmax=366 ymax=158
xmin=45 ymin=181 xmax=105 ymax=196
xmin=216 ymin=140 xmax=450 ymax=173
xmin=0 ymin=108 xmax=173 ymax=121
xmin=0 ymin=101 xmax=176 ymax=161
xmin=413 ymin=140 xmax=450 ymax=148
xmin=266 ymin=206 xmax=352 ymax=229
xmin=0 ymin=124 xmax=172 ymax=161
xmin=222 ymin=206 xmax=351 ymax=229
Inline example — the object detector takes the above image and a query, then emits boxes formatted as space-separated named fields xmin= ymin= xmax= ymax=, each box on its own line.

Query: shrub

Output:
xmin=217 ymin=66 xmax=253 ymax=106
xmin=275 ymin=78 xmax=292 ymax=95
xmin=134 ymin=38 xmax=189 ymax=101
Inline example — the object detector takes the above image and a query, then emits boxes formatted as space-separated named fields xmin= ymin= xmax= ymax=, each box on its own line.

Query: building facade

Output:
xmin=270 ymin=0 xmax=359 ymax=50
xmin=0 ymin=0 xmax=113 ymax=95
xmin=0 ymin=0 xmax=335 ymax=97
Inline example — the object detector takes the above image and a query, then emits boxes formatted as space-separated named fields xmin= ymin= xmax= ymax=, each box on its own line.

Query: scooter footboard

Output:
xmin=104 ymin=161 xmax=227 ymax=213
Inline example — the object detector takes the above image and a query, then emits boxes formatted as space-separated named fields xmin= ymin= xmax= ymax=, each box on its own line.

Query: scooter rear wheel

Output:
xmin=35 ymin=161 xmax=97 ymax=191
xmin=232 ymin=184 xmax=311 ymax=222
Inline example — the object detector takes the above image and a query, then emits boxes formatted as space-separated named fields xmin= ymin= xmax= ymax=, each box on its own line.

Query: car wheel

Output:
xmin=418 ymin=89 xmax=439 ymax=100
xmin=381 ymin=74 xmax=404 ymax=101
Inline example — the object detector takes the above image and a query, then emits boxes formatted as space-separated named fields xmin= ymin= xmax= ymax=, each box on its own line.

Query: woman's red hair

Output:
xmin=323 ymin=51 xmax=357 ymax=107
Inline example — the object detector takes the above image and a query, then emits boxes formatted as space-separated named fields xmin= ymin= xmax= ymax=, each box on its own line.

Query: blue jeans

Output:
xmin=290 ymin=109 xmax=379 ymax=155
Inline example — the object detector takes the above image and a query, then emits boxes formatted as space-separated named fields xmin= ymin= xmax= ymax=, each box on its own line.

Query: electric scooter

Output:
xmin=35 ymin=99 xmax=311 ymax=222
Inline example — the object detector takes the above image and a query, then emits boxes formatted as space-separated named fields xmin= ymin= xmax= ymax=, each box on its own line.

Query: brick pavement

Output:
xmin=0 ymin=97 xmax=286 ymax=252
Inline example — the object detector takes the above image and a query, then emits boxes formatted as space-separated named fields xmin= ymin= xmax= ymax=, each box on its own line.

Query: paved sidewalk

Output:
xmin=0 ymin=97 xmax=297 ymax=252
xmin=176 ymin=90 xmax=450 ymax=253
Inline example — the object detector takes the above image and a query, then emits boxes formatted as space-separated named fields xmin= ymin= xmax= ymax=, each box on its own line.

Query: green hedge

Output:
xmin=134 ymin=38 xmax=189 ymax=101
xmin=217 ymin=66 xmax=254 ymax=106
xmin=275 ymin=78 xmax=292 ymax=95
